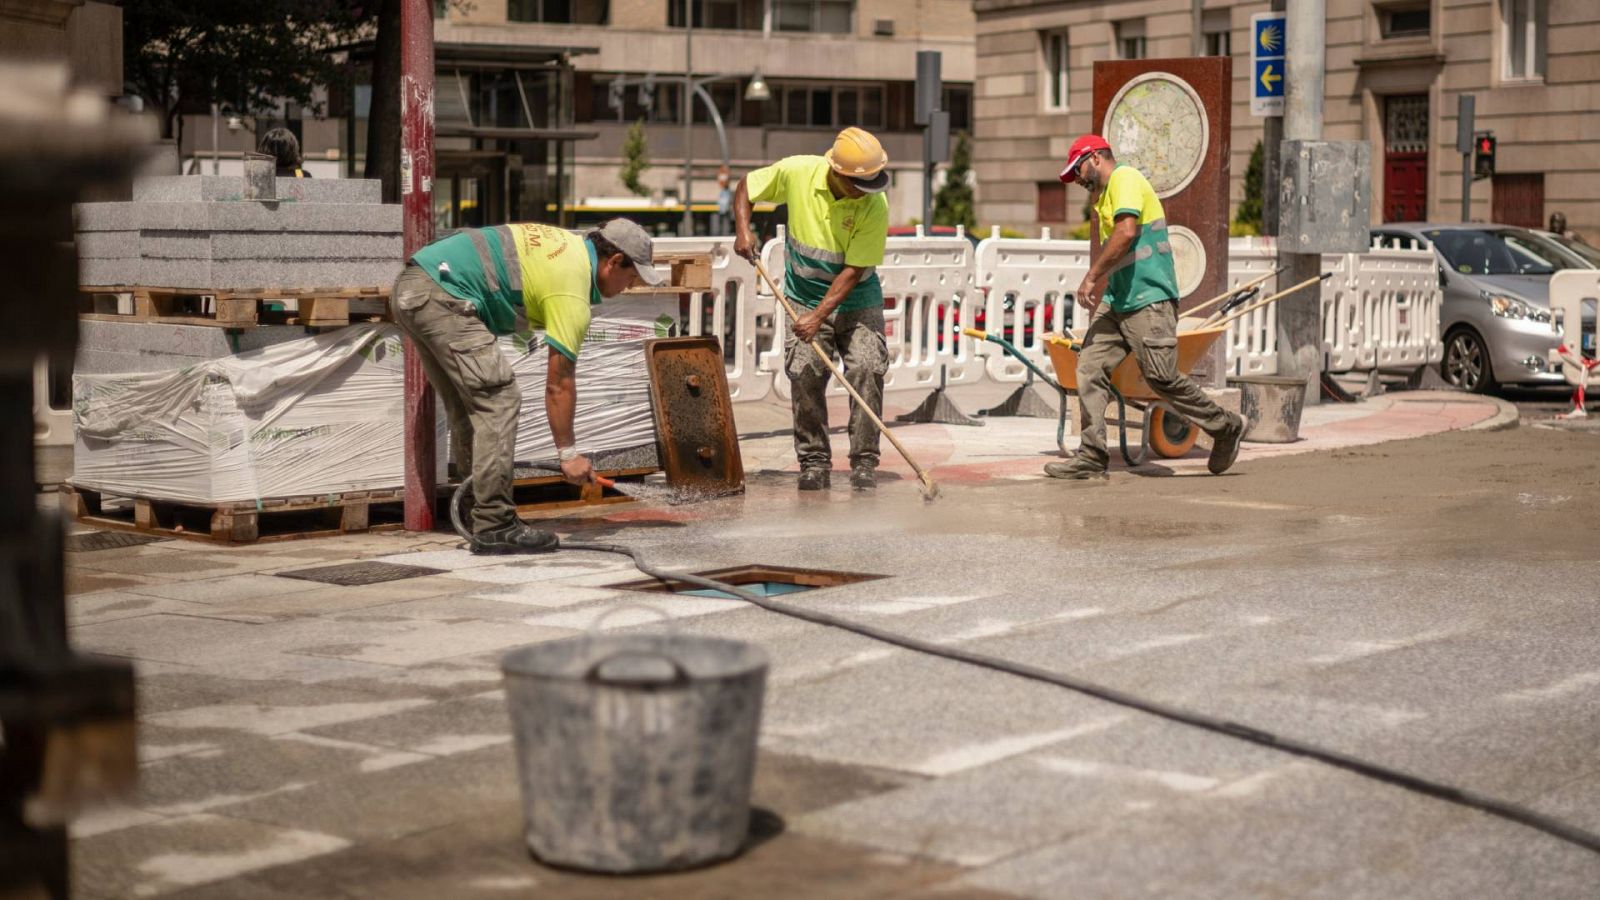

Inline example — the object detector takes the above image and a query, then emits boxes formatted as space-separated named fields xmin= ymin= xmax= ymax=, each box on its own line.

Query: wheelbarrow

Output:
xmin=964 ymin=325 xmax=1228 ymax=466
xmin=961 ymin=272 xmax=1330 ymax=466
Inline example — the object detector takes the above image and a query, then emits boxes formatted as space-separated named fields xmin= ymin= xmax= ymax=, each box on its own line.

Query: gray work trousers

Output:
xmin=391 ymin=265 xmax=521 ymax=534
xmin=784 ymin=306 xmax=890 ymax=471
xmin=1075 ymin=300 xmax=1231 ymax=467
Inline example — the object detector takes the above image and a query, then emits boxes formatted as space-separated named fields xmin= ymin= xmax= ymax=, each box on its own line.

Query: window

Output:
xmin=433 ymin=0 xmax=449 ymax=17
xmin=1037 ymin=182 xmax=1066 ymax=223
xmin=763 ymin=82 xmax=884 ymax=128
xmin=1042 ymin=30 xmax=1069 ymax=112
xmin=691 ymin=81 xmax=741 ymax=125
xmin=1382 ymin=6 xmax=1430 ymax=38
xmin=668 ymin=0 xmax=743 ymax=29
xmin=1202 ymin=10 xmax=1231 ymax=56
xmin=1115 ymin=20 xmax=1146 ymax=60
xmin=942 ymin=85 xmax=972 ymax=132
xmin=509 ymin=0 xmax=607 ymax=23
xmin=1501 ymin=0 xmax=1546 ymax=81
xmin=774 ymin=0 xmax=853 ymax=34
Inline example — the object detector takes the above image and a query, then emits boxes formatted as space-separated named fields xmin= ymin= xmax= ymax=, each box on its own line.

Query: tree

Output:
xmin=123 ymin=1 xmax=375 ymax=148
xmin=1233 ymin=139 xmax=1265 ymax=235
xmin=932 ymin=131 xmax=976 ymax=231
xmin=619 ymin=119 xmax=651 ymax=197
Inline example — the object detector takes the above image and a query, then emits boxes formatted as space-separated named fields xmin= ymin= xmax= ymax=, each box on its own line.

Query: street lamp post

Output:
xmin=680 ymin=5 xmax=695 ymax=235
xmin=678 ymin=2 xmax=770 ymax=236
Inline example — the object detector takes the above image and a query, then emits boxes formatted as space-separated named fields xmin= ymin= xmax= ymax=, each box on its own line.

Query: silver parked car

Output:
xmin=1371 ymin=224 xmax=1598 ymax=392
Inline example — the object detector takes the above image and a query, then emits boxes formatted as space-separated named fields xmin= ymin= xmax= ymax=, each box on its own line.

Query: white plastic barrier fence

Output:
xmin=761 ymin=225 xmax=982 ymax=401
xmin=1222 ymin=237 xmax=1283 ymax=376
xmin=1217 ymin=237 xmax=1441 ymax=376
xmin=658 ymin=232 xmax=1441 ymax=402
xmin=1547 ymin=270 xmax=1600 ymax=391
xmin=973 ymin=229 xmax=1091 ymax=383
xmin=1321 ymin=251 xmax=1364 ymax=374
xmin=643 ymin=236 xmax=772 ymax=402
xmin=1351 ymin=247 xmax=1444 ymax=371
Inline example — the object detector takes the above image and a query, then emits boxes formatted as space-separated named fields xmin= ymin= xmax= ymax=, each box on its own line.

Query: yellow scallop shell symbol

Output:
xmin=1259 ymin=24 xmax=1283 ymax=53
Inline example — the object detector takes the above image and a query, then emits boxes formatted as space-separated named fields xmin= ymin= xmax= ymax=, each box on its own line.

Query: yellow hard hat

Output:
xmin=825 ymin=127 xmax=890 ymax=193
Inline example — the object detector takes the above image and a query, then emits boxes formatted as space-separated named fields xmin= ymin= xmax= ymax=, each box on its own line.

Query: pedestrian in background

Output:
xmin=258 ymin=127 xmax=311 ymax=178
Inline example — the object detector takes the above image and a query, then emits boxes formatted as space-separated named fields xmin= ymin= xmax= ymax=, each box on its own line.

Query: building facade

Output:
xmin=436 ymin=0 xmax=976 ymax=228
xmin=972 ymin=0 xmax=1600 ymax=236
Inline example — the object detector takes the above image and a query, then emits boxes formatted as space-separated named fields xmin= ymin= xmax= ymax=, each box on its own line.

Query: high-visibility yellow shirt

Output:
xmin=745 ymin=155 xmax=888 ymax=312
xmin=410 ymin=223 xmax=599 ymax=360
xmin=1094 ymin=165 xmax=1181 ymax=314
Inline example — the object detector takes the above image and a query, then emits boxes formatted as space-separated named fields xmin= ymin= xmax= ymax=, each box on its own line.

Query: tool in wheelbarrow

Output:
xmin=1183 ymin=267 xmax=1284 ymax=325
xmin=969 ymin=326 xmax=1229 ymax=466
xmin=751 ymin=259 xmax=941 ymax=501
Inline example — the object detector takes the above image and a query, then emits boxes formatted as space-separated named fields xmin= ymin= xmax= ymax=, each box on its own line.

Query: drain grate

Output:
xmin=65 ymin=531 xmax=169 ymax=553
xmin=274 ymin=560 xmax=446 ymax=586
xmin=610 ymin=564 xmax=883 ymax=597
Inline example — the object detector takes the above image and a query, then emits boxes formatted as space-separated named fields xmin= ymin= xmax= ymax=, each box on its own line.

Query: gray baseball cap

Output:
xmin=596 ymin=218 xmax=667 ymax=286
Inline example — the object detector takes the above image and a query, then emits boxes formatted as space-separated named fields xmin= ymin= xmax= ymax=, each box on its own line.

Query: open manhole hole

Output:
xmin=610 ymin=564 xmax=884 ymax=600
xmin=275 ymin=560 xmax=446 ymax=586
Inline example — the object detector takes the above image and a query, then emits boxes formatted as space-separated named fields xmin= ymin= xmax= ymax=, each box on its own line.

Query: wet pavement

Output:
xmin=55 ymin=393 xmax=1600 ymax=898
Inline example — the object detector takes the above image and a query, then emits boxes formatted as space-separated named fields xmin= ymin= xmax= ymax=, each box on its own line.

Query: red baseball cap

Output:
xmin=1059 ymin=134 xmax=1111 ymax=184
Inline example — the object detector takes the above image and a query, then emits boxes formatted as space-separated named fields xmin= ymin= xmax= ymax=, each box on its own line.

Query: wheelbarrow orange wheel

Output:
xmin=1148 ymin=406 xmax=1198 ymax=459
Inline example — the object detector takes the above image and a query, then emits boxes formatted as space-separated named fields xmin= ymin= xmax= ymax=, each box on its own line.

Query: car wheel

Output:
xmin=1441 ymin=327 xmax=1496 ymax=393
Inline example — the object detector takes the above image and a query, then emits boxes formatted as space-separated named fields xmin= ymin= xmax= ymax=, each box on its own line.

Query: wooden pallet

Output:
xmin=78 ymin=285 xmax=391 ymax=329
xmin=621 ymin=253 xmax=711 ymax=295
xmin=505 ymin=466 xmax=658 ymax=518
xmin=63 ymin=467 xmax=661 ymax=543
xmin=63 ymin=484 xmax=405 ymax=544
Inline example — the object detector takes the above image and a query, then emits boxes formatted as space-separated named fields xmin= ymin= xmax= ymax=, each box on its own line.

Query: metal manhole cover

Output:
xmin=65 ymin=531 xmax=169 ymax=552
xmin=274 ymin=561 xmax=446 ymax=586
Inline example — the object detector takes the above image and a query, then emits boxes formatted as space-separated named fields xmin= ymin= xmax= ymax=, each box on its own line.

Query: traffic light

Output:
xmin=1474 ymin=133 xmax=1496 ymax=180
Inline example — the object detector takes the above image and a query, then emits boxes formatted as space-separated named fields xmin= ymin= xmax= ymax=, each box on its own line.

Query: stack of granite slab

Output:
xmin=76 ymin=175 xmax=403 ymax=290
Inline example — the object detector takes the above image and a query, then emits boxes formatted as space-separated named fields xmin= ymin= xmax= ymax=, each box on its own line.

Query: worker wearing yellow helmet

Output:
xmin=733 ymin=127 xmax=891 ymax=492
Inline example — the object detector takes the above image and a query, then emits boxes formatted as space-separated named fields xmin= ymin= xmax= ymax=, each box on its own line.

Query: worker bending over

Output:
xmin=393 ymin=218 xmax=664 ymax=552
xmin=1049 ymin=134 xmax=1244 ymax=480
xmin=733 ymin=127 xmax=891 ymax=492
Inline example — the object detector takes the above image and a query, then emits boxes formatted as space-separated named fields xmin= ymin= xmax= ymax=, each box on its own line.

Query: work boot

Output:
xmin=471 ymin=522 xmax=560 ymax=555
xmin=1207 ymin=413 xmax=1246 ymax=475
xmin=849 ymin=465 xmax=877 ymax=491
xmin=1043 ymin=455 xmax=1108 ymax=481
xmin=797 ymin=468 xmax=831 ymax=491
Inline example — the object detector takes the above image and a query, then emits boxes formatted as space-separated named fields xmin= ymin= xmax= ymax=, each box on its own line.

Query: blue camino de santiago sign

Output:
xmin=1252 ymin=12 xmax=1286 ymax=117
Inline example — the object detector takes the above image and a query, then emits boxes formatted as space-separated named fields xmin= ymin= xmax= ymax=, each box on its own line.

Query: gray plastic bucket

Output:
xmin=1229 ymin=375 xmax=1307 ymax=443
xmin=501 ymin=628 xmax=768 ymax=874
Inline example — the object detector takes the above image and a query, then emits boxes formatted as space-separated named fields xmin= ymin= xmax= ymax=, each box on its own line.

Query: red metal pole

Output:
xmin=401 ymin=0 xmax=437 ymax=530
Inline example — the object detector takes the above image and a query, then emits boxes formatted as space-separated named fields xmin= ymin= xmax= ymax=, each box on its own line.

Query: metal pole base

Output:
xmin=896 ymin=388 xmax=984 ymax=427
xmin=979 ymin=383 xmax=1058 ymax=419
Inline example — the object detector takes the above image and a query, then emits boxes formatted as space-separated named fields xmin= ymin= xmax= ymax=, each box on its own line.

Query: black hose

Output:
xmin=558 ymin=540 xmax=1600 ymax=857
xmin=447 ymin=478 xmax=1600 ymax=855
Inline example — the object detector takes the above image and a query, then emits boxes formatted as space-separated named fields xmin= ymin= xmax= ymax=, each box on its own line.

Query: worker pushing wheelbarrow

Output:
xmin=966 ymin=135 xmax=1328 ymax=479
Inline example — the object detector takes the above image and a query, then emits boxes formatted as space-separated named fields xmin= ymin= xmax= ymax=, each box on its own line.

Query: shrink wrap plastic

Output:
xmin=73 ymin=321 xmax=660 ymax=504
